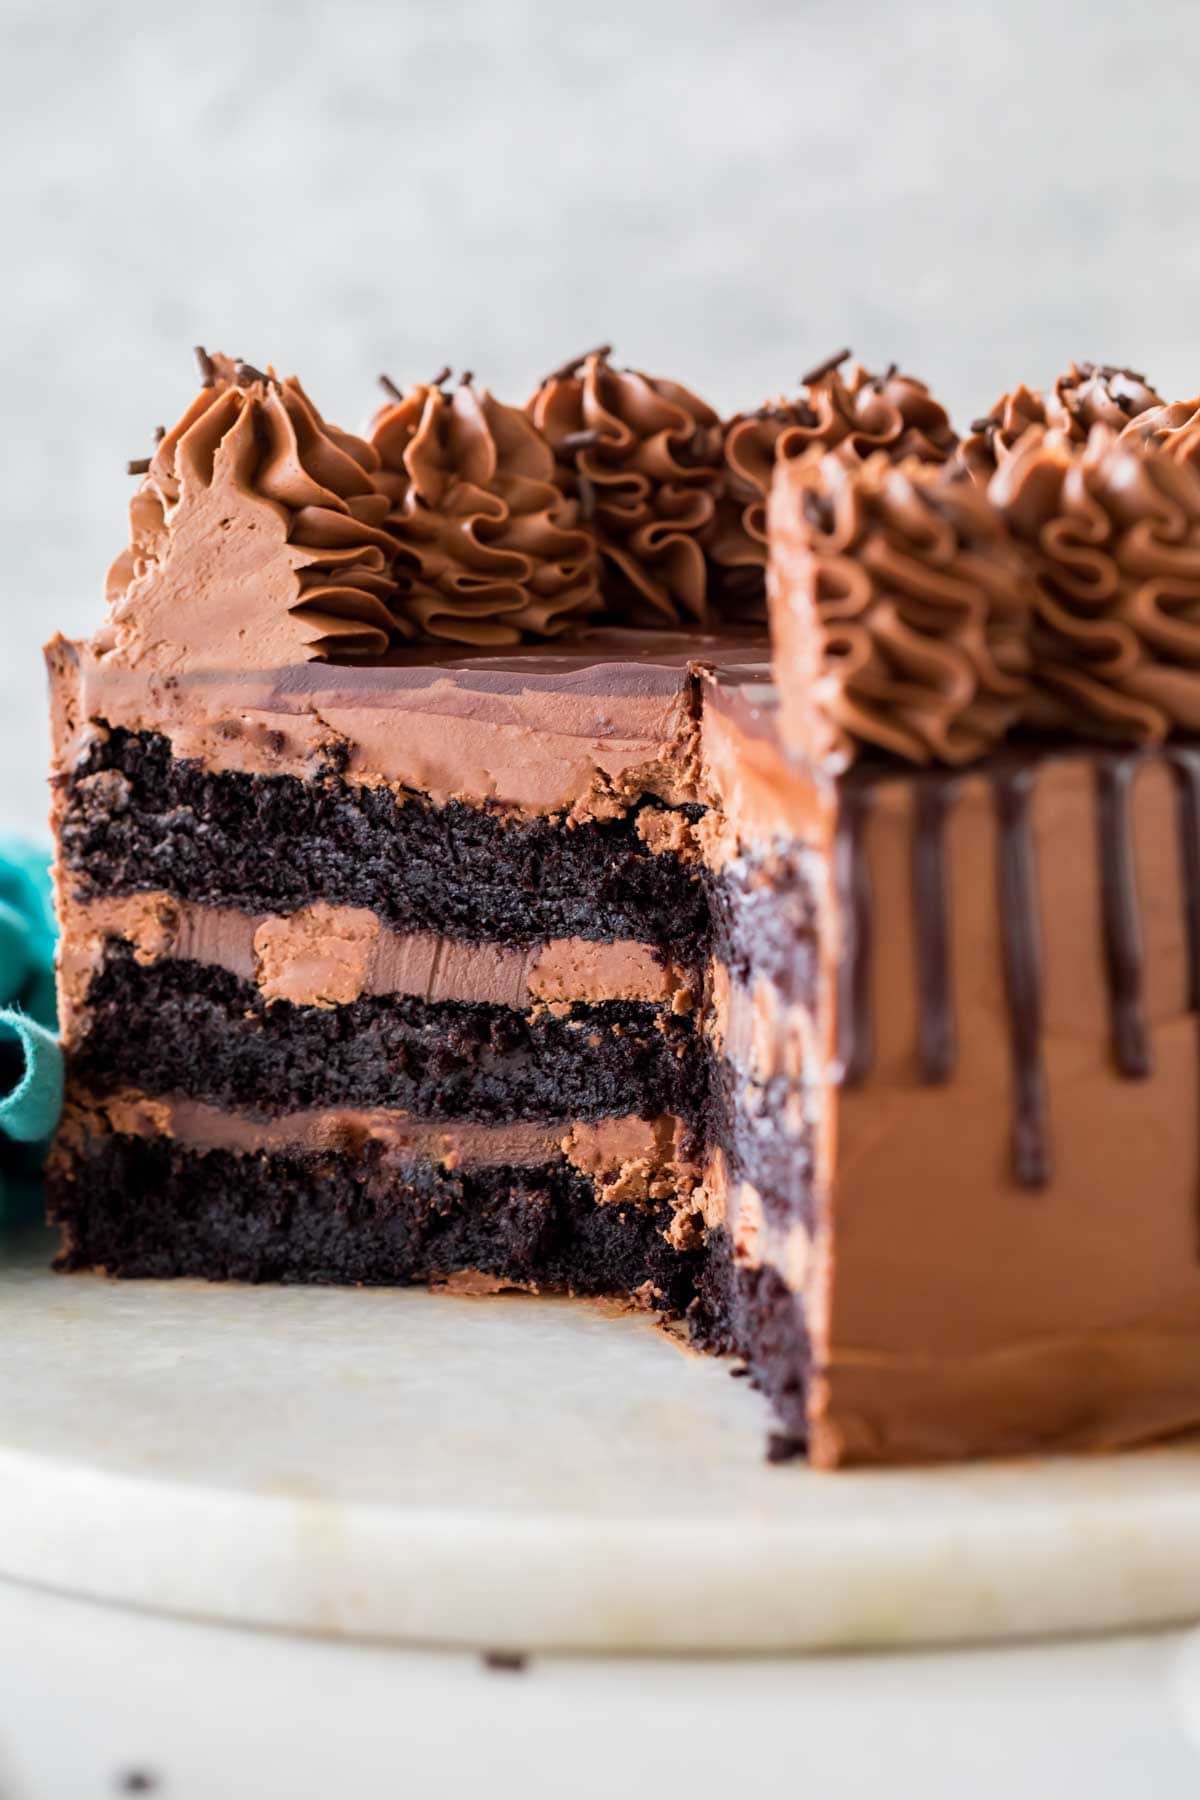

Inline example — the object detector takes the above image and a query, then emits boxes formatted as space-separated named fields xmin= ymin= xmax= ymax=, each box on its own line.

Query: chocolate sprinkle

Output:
xmin=459 ymin=369 xmax=474 ymax=387
xmin=561 ymin=428 xmax=605 ymax=452
xmin=576 ymin=470 xmax=596 ymax=522
xmin=546 ymin=343 xmax=614 ymax=384
xmin=378 ymin=373 xmax=403 ymax=402
xmin=430 ymin=365 xmax=452 ymax=388
xmin=153 ymin=425 xmax=165 ymax=443
xmin=800 ymin=347 xmax=851 ymax=387
xmin=483 ymin=1650 xmax=529 ymax=1672
xmin=126 ymin=457 xmax=151 ymax=476
xmin=233 ymin=360 xmax=270 ymax=389
xmin=193 ymin=345 xmax=215 ymax=388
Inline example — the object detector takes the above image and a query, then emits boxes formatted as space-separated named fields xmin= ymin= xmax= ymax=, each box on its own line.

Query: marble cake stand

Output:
xmin=3 ymin=1224 xmax=1200 ymax=1654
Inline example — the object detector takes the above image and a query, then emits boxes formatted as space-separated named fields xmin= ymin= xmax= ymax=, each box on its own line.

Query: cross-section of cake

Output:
xmin=46 ymin=348 xmax=1200 ymax=1466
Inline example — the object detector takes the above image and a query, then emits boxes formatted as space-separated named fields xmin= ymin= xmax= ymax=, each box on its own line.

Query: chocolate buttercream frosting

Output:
xmin=709 ymin=358 xmax=956 ymax=618
xmin=526 ymin=348 xmax=723 ymax=628
xmin=961 ymin=363 xmax=1164 ymax=481
xmin=991 ymin=424 xmax=1200 ymax=743
xmin=104 ymin=353 xmax=402 ymax=669
xmin=771 ymin=451 xmax=1032 ymax=765
xmin=1120 ymin=395 xmax=1200 ymax=470
xmin=371 ymin=377 xmax=601 ymax=646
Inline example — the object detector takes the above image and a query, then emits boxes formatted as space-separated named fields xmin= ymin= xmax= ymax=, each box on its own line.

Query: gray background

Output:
xmin=3 ymin=0 xmax=1198 ymax=834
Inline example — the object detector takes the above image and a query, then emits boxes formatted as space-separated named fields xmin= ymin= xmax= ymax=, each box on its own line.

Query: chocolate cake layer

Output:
xmin=49 ymin=1132 xmax=709 ymax=1309
xmin=60 ymin=728 xmax=709 ymax=949
xmin=71 ymin=946 xmax=702 ymax=1123
xmin=692 ymin=1228 xmax=811 ymax=1441
xmin=704 ymin=1063 xmax=816 ymax=1232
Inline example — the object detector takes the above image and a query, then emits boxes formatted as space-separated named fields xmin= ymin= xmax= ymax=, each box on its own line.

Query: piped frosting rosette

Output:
xmin=527 ymin=348 xmax=723 ymax=627
xmin=370 ymin=376 xmax=600 ymax=647
xmin=991 ymin=423 xmax=1200 ymax=743
xmin=960 ymin=363 xmax=1164 ymax=482
xmin=769 ymin=451 xmax=1032 ymax=767
xmin=710 ymin=356 xmax=956 ymax=617
xmin=105 ymin=353 xmax=402 ymax=667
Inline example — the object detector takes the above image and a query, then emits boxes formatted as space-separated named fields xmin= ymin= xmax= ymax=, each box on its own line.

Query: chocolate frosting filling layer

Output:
xmin=58 ymin=893 xmax=693 ymax=1030
xmin=63 ymin=1090 xmax=695 ymax=1190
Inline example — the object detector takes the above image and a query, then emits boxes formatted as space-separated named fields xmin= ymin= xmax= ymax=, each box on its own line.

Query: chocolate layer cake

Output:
xmin=46 ymin=348 xmax=1200 ymax=1465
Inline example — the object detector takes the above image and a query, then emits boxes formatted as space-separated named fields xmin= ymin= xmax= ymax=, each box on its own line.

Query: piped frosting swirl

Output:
xmin=526 ymin=348 xmax=723 ymax=628
xmin=1119 ymin=395 xmax=1200 ymax=470
xmin=991 ymin=424 xmax=1200 ymax=743
xmin=371 ymin=377 xmax=600 ymax=646
xmin=709 ymin=357 xmax=957 ymax=618
xmin=960 ymin=362 xmax=1164 ymax=481
xmin=105 ymin=353 xmax=401 ymax=669
xmin=768 ymin=451 xmax=1032 ymax=767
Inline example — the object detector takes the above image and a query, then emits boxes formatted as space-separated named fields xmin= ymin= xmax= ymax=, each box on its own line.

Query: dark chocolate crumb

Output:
xmin=193 ymin=345 xmax=215 ymax=387
xmin=116 ymin=1770 xmax=158 ymax=1793
xmin=483 ymin=1650 xmax=529 ymax=1672
xmin=378 ymin=372 xmax=403 ymax=402
xmin=766 ymin=1432 xmax=805 ymax=1465
xmin=800 ymin=348 xmax=851 ymax=387
xmin=126 ymin=457 xmax=151 ymax=476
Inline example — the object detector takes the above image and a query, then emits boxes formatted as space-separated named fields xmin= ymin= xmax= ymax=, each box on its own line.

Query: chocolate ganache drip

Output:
xmin=990 ymin=423 xmax=1200 ymax=744
xmin=526 ymin=348 xmax=723 ymax=628
xmin=709 ymin=356 xmax=957 ymax=619
xmin=105 ymin=352 xmax=402 ymax=668
xmin=371 ymin=375 xmax=601 ymax=647
xmin=773 ymin=451 xmax=1033 ymax=767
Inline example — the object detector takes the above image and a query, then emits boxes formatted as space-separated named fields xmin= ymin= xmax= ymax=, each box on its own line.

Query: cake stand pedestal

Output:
xmin=4 ymin=1225 xmax=1200 ymax=1654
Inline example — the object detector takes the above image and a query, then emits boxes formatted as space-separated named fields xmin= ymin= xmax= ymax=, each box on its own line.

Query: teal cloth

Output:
xmin=0 ymin=842 xmax=61 ymax=1225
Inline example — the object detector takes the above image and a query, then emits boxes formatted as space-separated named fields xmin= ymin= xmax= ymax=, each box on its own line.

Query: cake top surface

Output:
xmin=82 ymin=344 xmax=1200 ymax=772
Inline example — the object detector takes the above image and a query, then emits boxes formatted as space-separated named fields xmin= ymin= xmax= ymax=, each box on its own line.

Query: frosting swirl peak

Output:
xmin=768 ymin=451 xmax=1032 ymax=767
xmin=370 ymin=376 xmax=600 ymax=646
xmin=105 ymin=354 xmax=401 ymax=669
xmin=960 ymin=362 xmax=1164 ymax=481
xmin=990 ymin=423 xmax=1200 ymax=743
xmin=710 ymin=357 xmax=957 ymax=620
xmin=1119 ymin=395 xmax=1200 ymax=471
xmin=526 ymin=349 xmax=723 ymax=628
